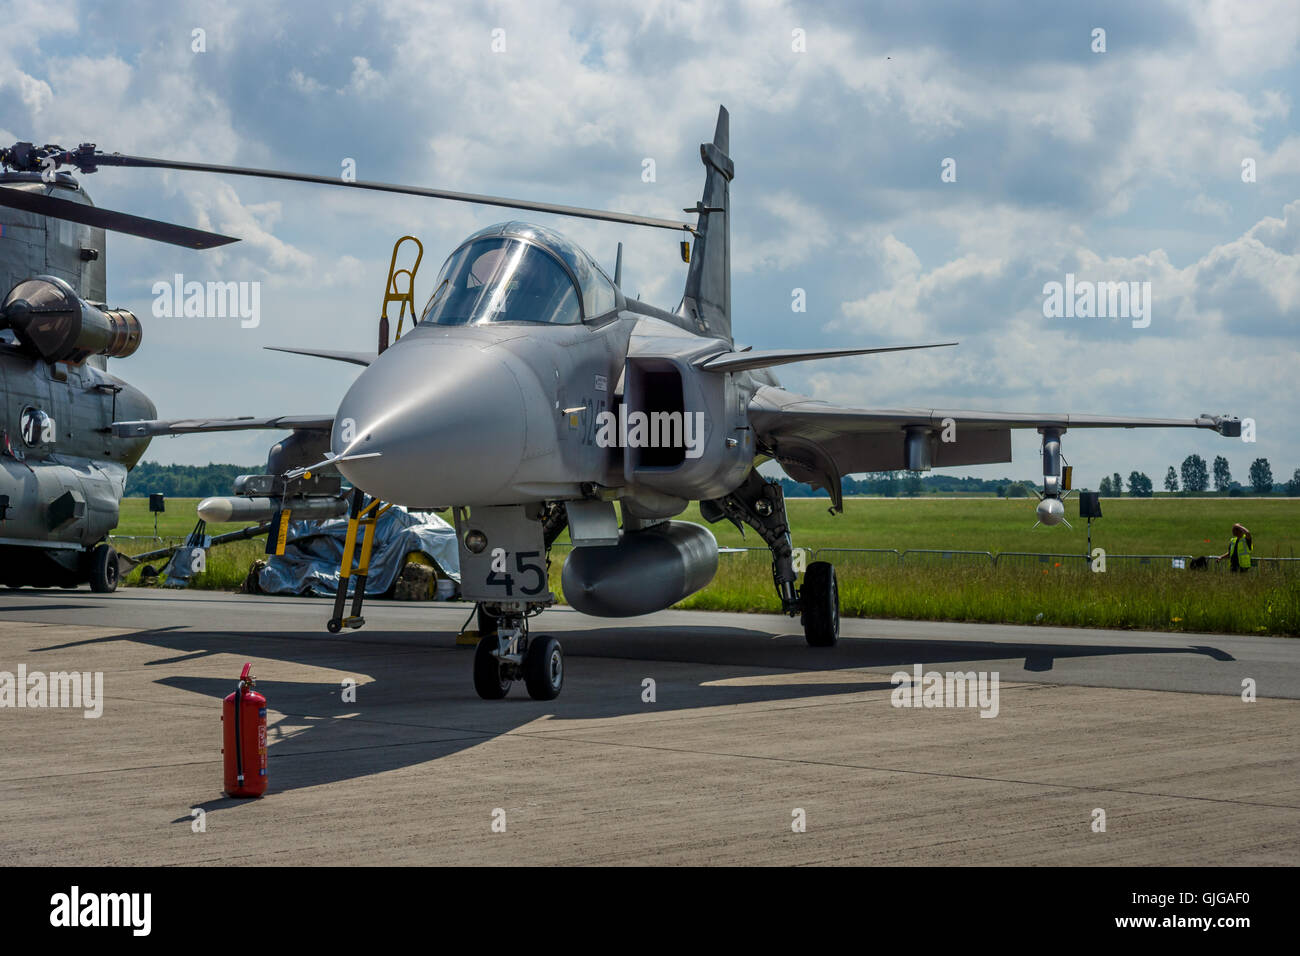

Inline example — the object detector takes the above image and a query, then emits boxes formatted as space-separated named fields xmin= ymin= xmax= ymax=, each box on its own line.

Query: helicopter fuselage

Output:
xmin=0 ymin=345 xmax=153 ymax=583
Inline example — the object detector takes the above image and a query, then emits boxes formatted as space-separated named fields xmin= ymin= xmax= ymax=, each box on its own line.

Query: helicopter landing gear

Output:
xmin=87 ymin=542 xmax=119 ymax=593
xmin=472 ymin=607 xmax=564 ymax=701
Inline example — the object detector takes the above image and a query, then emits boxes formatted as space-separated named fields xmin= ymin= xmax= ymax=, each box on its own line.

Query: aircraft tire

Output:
xmin=473 ymin=631 xmax=511 ymax=700
xmin=88 ymin=543 xmax=119 ymax=594
xmin=523 ymin=635 xmax=563 ymax=701
xmin=802 ymin=561 xmax=839 ymax=647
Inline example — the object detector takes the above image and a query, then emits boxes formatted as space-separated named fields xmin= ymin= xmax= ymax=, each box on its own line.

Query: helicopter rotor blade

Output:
xmin=63 ymin=149 xmax=697 ymax=234
xmin=0 ymin=185 xmax=239 ymax=249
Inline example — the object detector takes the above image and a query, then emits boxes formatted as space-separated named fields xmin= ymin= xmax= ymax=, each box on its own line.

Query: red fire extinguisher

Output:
xmin=222 ymin=663 xmax=267 ymax=798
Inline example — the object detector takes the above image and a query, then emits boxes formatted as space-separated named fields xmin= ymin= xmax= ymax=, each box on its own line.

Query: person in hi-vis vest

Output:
xmin=1219 ymin=523 xmax=1253 ymax=572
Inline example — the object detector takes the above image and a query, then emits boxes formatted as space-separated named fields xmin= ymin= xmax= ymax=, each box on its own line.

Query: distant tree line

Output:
xmin=783 ymin=455 xmax=1300 ymax=500
xmin=1156 ymin=454 xmax=1296 ymax=496
xmin=125 ymin=462 xmax=261 ymax=498
xmin=780 ymin=473 xmax=1031 ymax=498
xmin=127 ymin=458 xmax=1300 ymax=502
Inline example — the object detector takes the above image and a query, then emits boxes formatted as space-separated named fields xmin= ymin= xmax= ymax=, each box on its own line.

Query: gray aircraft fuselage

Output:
xmin=333 ymin=295 xmax=772 ymax=516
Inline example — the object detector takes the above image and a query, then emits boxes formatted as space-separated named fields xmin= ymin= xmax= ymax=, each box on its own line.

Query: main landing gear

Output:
xmin=703 ymin=471 xmax=840 ymax=647
xmin=472 ymin=606 xmax=564 ymax=701
xmin=800 ymin=560 xmax=839 ymax=647
xmin=87 ymin=542 xmax=119 ymax=593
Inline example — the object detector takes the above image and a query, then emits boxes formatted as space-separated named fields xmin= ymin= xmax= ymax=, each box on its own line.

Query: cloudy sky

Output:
xmin=1 ymin=0 xmax=1296 ymax=488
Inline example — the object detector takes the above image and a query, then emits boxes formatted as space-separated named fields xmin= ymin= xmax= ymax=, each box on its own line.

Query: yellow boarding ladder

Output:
xmin=327 ymin=489 xmax=393 ymax=633
xmin=378 ymin=235 xmax=423 ymax=354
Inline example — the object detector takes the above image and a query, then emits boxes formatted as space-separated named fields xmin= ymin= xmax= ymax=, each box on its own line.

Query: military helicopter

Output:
xmin=11 ymin=108 xmax=1239 ymax=697
xmin=0 ymin=146 xmax=207 ymax=590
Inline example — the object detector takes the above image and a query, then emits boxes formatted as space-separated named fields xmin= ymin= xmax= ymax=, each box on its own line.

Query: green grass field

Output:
xmin=112 ymin=498 xmax=265 ymax=591
xmin=689 ymin=497 xmax=1300 ymax=556
xmin=114 ymin=495 xmax=1300 ymax=636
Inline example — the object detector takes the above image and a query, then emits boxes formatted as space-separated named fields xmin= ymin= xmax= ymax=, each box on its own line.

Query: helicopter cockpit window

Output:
xmin=419 ymin=238 xmax=581 ymax=326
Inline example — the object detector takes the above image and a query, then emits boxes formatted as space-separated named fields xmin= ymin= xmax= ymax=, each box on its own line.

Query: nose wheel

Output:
xmin=523 ymin=634 xmax=564 ymax=701
xmin=472 ymin=609 xmax=564 ymax=701
xmin=473 ymin=627 xmax=512 ymax=699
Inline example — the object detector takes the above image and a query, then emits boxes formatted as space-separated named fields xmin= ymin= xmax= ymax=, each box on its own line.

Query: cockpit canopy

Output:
xmin=419 ymin=222 xmax=618 ymax=327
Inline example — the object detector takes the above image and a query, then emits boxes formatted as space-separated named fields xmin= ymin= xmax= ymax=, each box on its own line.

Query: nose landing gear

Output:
xmin=472 ymin=606 xmax=564 ymax=701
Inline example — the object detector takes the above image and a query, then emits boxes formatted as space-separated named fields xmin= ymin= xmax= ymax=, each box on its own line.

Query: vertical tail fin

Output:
xmin=679 ymin=105 xmax=733 ymax=344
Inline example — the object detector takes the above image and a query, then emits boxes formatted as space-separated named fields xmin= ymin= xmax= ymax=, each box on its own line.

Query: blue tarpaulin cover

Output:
xmin=256 ymin=506 xmax=460 ymax=597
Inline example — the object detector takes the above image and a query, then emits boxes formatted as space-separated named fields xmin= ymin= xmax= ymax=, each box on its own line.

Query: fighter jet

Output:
xmin=99 ymin=107 xmax=1238 ymax=701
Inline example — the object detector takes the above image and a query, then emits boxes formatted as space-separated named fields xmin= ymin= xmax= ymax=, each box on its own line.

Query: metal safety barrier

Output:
xmin=1219 ymin=556 xmax=1300 ymax=573
xmin=110 ymin=535 xmax=188 ymax=555
xmin=900 ymin=549 xmax=995 ymax=567
xmin=811 ymin=548 xmax=902 ymax=566
xmin=994 ymin=552 xmax=1091 ymax=569
xmin=1101 ymin=554 xmax=1195 ymax=570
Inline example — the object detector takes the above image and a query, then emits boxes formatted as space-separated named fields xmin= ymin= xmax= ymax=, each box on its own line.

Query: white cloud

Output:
xmin=835 ymin=242 xmax=1006 ymax=336
xmin=342 ymin=56 xmax=382 ymax=96
xmin=289 ymin=69 xmax=326 ymax=94
xmin=1195 ymin=0 xmax=1300 ymax=74
xmin=17 ymin=73 xmax=52 ymax=114
xmin=1185 ymin=193 xmax=1231 ymax=219
xmin=187 ymin=182 xmax=313 ymax=273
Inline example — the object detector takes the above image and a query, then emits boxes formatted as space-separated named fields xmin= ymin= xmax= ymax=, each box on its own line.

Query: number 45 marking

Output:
xmin=486 ymin=548 xmax=545 ymax=596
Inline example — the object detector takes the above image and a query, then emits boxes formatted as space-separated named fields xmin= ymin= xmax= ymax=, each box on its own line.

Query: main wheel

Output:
xmin=473 ymin=631 xmax=511 ymax=700
xmin=523 ymin=634 xmax=563 ymax=701
xmin=801 ymin=561 xmax=839 ymax=647
xmin=88 ymin=543 xmax=119 ymax=594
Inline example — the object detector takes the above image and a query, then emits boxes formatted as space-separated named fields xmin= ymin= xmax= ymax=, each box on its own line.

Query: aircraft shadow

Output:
xmin=25 ymin=616 xmax=1248 ymax=811
xmin=22 ymin=619 xmax=1240 ymax=810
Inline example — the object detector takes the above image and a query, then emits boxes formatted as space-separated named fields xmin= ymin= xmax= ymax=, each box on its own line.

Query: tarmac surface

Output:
xmin=1 ymin=588 xmax=1297 ymax=865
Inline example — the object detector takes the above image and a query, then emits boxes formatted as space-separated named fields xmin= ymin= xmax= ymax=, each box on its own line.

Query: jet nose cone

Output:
xmin=333 ymin=341 xmax=526 ymax=506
